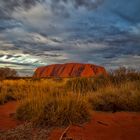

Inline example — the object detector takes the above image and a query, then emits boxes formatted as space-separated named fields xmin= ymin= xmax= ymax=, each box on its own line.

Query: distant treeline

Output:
xmin=0 ymin=68 xmax=18 ymax=80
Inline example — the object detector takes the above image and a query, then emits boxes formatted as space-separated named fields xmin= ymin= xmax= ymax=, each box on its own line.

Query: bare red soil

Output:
xmin=0 ymin=102 xmax=140 ymax=140
xmin=33 ymin=63 xmax=107 ymax=78
xmin=48 ymin=112 xmax=140 ymax=140
xmin=0 ymin=102 xmax=22 ymax=131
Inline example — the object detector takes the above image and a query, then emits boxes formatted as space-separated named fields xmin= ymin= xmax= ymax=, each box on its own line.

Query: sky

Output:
xmin=0 ymin=0 xmax=140 ymax=76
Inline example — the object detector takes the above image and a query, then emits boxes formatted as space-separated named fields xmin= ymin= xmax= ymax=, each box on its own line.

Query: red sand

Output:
xmin=48 ymin=112 xmax=140 ymax=140
xmin=0 ymin=102 xmax=22 ymax=131
xmin=0 ymin=102 xmax=140 ymax=140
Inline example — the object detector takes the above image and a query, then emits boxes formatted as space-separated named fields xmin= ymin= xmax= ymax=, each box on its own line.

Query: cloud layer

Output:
xmin=0 ymin=0 xmax=140 ymax=75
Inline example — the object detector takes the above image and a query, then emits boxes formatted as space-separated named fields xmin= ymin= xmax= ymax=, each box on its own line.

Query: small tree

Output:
xmin=0 ymin=67 xmax=18 ymax=79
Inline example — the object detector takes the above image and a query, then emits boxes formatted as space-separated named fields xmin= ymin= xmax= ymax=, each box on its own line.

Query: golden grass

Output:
xmin=0 ymin=79 xmax=66 ymax=104
xmin=33 ymin=94 xmax=90 ymax=127
xmin=88 ymin=81 xmax=140 ymax=111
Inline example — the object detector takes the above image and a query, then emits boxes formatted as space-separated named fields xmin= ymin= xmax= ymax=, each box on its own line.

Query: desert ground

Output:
xmin=0 ymin=102 xmax=140 ymax=140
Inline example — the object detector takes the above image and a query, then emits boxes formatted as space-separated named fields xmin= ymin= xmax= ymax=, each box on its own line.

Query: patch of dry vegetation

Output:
xmin=0 ymin=79 xmax=65 ymax=104
xmin=0 ymin=67 xmax=140 ymax=127
xmin=15 ymin=87 xmax=90 ymax=126
xmin=33 ymin=94 xmax=90 ymax=127
xmin=0 ymin=123 xmax=49 ymax=140
xmin=88 ymin=81 xmax=140 ymax=111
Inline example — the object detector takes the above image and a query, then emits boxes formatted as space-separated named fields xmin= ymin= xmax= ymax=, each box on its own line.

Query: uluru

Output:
xmin=33 ymin=63 xmax=107 ymax=78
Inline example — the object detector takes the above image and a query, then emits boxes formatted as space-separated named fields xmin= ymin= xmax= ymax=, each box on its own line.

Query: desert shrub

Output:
xmin=0 ymin=82 xmax=19 ymax=104
xmin=16 ymin=94 xmax=47 ymax=121
xmin=88 ymin=81 xmax=140 ymax=112
xmin=66 ymin=78 xmax=92 ymax=93
xmin=66 ymin=76 xmax=109 ymax=93
xmin=0 ymin=92 xmax=16 ymax=105
xmin=16 ymin=93 xmax=91 ymax=127
xmin=34 ymin=96 xmax=91 ymax=127
xmin=92 ymin=75 xmax=110 ymax=90
xmin=109 ymin=67 xmax=140 ymax=85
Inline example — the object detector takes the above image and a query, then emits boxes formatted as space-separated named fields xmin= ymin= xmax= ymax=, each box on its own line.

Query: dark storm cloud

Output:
xmin=15 ymin=43 xmax=63 ymax=55
xmin=50 ymin=0 xmax=104 ymax=9
xmin=83 ymin=33 xmax=140 ymax=59
xmin=0 ymin=0 xmax=43 ymax=19
xmin=45 ymin=0 xmax=104 ymax=18
xmin=0 ymin=0 xmax=103 ymax=11
xmin=97 ymin=44 xmax=140 ymax=59
xmin=0 ymin=20 xmax=22 ymax=31
xmin=106 ymin=0 xmax=140 ymax=23
xmin=0 ymin=0 xmax=140 ymax=22
xmin=0 ymin=0 xmax=104 ymax=19
xmin=74 ymin=0 xmax=104 ymax=9
xmin=0 ymin=0 xmax=40 ymax=10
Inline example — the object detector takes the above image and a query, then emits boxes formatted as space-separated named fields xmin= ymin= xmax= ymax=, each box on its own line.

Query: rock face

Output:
xmin=33 ymin=63 xmax=107 ymax=78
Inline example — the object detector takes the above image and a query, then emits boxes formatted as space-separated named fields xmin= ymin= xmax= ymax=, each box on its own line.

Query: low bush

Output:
xmin=88 ymin=81 xmax=140 ymax=112
xmin=66 ymin=76 xmax=109 ymax=93
xmin=16 ymin=93 xmax=91 ymax=127
xmin=34 ymin=95 xmax=91 ymax=127
xmin=109 ymin=67 xmax=140 ymax=85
